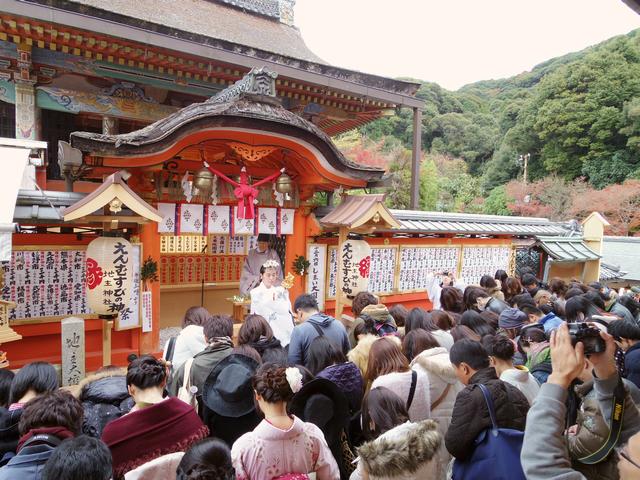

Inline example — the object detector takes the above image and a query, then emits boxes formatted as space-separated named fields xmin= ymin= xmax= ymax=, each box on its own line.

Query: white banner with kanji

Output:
xmin=306 ymin=244 xmax=327 ymax=310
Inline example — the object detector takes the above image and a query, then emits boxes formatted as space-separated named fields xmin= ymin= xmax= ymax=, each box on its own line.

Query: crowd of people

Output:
xmin=2 ymin=265 xmax=640 ymax=479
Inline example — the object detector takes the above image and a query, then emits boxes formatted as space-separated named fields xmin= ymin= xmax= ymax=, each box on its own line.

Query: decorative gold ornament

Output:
xmin=109 ymin=198 xmax=123 ymax=213
xmin=281 ymin=272 xmax=296 ymax=289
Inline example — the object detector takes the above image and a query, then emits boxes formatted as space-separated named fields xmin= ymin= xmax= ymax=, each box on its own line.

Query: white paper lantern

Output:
xmin=85 ymin=237 xmax=134 ymax=315
xmin=340 ymin=239 xmax=371 ymax=297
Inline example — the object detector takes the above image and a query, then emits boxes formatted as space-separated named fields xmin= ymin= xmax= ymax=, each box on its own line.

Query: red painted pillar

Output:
xmin=139 ymin=222 xmax=161 ymax=354
xmin=285 ymin=210 xmax=308 ymax=303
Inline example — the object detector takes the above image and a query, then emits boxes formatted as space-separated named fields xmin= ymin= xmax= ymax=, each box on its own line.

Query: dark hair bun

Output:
xmin=126 ymin=355 xmax=167 ymax=389
xmin=491 ymin=335 xmax=515 ymax=360
xmin=252 ymin=363 xmax=294 ymax=403
xmin=181 ymin=464 xmax=233 ymax=480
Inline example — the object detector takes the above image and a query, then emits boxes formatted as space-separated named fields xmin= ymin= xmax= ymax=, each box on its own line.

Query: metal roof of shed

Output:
xmin=314 ymin=207 xmax=572 ymax=236
xmin=536 ymin=237 xmax=600 ymax=262
xmin=600 ymin=262 xmax=628 ymax=281
xmin=602 ymin=236 xmax=640 ymax=281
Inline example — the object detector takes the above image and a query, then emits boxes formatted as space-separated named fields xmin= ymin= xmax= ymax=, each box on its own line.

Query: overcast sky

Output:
xmin=295 ymin=0 xmax=640 ymax=90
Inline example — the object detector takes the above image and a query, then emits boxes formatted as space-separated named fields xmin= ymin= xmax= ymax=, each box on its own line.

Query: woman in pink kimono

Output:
xmin=231 ymin=364 xmax=339 ymax=480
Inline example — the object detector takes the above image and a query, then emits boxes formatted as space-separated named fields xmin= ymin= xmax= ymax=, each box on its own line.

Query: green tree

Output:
xmin=483 ymin=186 xmax=511 ymax=215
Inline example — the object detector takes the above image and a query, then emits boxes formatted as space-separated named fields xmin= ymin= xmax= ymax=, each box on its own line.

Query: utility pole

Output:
xmin=518 ymin=153 xmax=530 ymax=184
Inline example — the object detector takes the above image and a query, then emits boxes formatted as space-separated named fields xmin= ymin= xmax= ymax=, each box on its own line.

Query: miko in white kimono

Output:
xmin=240 ymin=234 xmax=282 ymax=295
xmin=250 ymin=260 xmax=294 ymax=347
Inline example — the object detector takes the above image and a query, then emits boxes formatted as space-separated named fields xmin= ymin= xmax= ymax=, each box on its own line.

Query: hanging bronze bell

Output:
xmin=193 ymin=167 xmax=214 ymax=192
xmin=275 ymin=172 xmax=293 ymax=194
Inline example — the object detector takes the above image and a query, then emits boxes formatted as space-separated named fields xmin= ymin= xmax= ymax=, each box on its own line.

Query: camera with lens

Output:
xmin=568 ymin=322 xmax=606 ymax=355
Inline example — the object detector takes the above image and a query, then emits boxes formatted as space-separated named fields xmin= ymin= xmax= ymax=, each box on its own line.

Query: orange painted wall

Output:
xmin=7 ymin=319 xmax=139 ymax=370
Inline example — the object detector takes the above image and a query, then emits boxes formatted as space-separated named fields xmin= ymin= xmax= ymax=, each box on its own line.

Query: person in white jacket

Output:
xmin=404 ymin=329 xmax=462 ymax=479
xmin=482 ymin=334 xmax=540 ymax=405
xmin=162 ymin=306 xmax=209 ymax=372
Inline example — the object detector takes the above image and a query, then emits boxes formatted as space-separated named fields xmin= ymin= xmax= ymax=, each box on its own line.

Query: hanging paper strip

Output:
xmin=207 ymin=205 xmax=231 ymax=234
xmin=178 ymin=204 xmax=205 ymax=234
xmin=234 ymin=207 xmax=255 ymax=235
xmin=257 ymin=207 xmax=278 ymax=234
xmin=157 ymin=203 xmax=177 ymax=234
xmin=279 ymin=208 xmax=295 ymax=235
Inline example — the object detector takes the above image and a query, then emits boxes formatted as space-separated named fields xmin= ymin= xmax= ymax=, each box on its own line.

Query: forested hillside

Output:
xmin=337 ymin=28 xmax=640 ymax=234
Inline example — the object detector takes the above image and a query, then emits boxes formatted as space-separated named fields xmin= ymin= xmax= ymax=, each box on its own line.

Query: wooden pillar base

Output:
xmin=102 ymin=319 xmax=113 ymax=367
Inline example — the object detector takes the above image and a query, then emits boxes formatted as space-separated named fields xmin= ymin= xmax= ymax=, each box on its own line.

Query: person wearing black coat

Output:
xmin=74 ymin=367 xmax=134 ymax=437
xmin=446 ymin=340 xmax=529 ymax=461
xmin=201 ymin=354 xmax=262 ymax=448
xmin=0 ymin=408 xmax=22 ymax=464
xmin=608 ymin=320 xmax=640 ymax=389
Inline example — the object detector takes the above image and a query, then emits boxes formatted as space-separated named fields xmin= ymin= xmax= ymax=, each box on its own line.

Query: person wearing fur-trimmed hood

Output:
xmin=350 ymin=386 xmax=442 ymax=480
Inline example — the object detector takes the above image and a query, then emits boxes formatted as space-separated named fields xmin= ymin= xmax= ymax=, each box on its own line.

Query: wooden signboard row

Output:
xmin=0 ymin=245 xmax=143 ymax=330
xmin=316 ymin=244 xmax=514 ymax=300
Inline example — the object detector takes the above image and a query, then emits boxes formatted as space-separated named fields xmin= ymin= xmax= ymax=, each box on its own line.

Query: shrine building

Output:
xmin=0 ymin=0 xmax=604 ymax=373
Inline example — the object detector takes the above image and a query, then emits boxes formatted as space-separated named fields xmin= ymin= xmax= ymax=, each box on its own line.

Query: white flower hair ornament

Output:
xmin=285 ymin=367 xmax=303 ymax=394
xmin=262 ymin=259 xmax=280 ymax=270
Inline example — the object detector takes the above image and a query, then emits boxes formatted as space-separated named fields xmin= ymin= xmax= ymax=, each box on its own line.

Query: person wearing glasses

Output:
xmin=521 ymin=323 xmax=640 ymax=479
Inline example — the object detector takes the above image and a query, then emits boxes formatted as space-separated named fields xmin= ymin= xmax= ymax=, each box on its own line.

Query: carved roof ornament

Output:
xmin=102 ymin=81 xmax=156 ymax=103
xmin=229 ymin=142 xmax=277 ymax=162
xmin=209 ymin=67 xmax=278 ymax=104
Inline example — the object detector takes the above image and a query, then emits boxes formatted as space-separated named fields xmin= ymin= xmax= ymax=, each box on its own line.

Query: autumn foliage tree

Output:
xmin=504 ymin=176 xmax=587 ymax=220
xmin=570 ymin=179 xmax=640 ymax=235
xmin=503 ymin=176 xmax=640 ymax=235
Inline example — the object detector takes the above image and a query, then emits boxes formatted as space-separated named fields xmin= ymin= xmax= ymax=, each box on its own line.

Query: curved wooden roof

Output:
xmin=70 ymin=67 xmax=386 ymax=186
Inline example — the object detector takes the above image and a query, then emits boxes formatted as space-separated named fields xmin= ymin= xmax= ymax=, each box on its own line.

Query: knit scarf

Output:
xmin=208 ymin=336 xmax=234 ymax=349
xmin=17 ymin=426 xmax=74 ymax=452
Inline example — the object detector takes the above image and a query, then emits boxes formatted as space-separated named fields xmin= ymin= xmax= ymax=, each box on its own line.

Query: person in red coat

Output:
xmin=101 ymin=356 xmax=208 ymax=479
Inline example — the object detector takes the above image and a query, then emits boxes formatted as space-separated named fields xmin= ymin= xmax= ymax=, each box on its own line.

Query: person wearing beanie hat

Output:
xmin=499 ymin=307 xmax=528 ymax=337
xmin=239 ymin=234 xmax=282 ymax=295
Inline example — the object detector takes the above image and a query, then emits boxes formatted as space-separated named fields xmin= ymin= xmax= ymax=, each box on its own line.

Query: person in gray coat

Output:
xmin=288 ymin=294 xmax=350 ymax=367
xmin=521 ymin=323 xmax=640 ymax=480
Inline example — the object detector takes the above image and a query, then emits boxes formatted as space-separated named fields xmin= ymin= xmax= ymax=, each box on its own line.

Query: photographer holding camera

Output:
xmin=522 ymin=322 xmax=640 ymax=479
